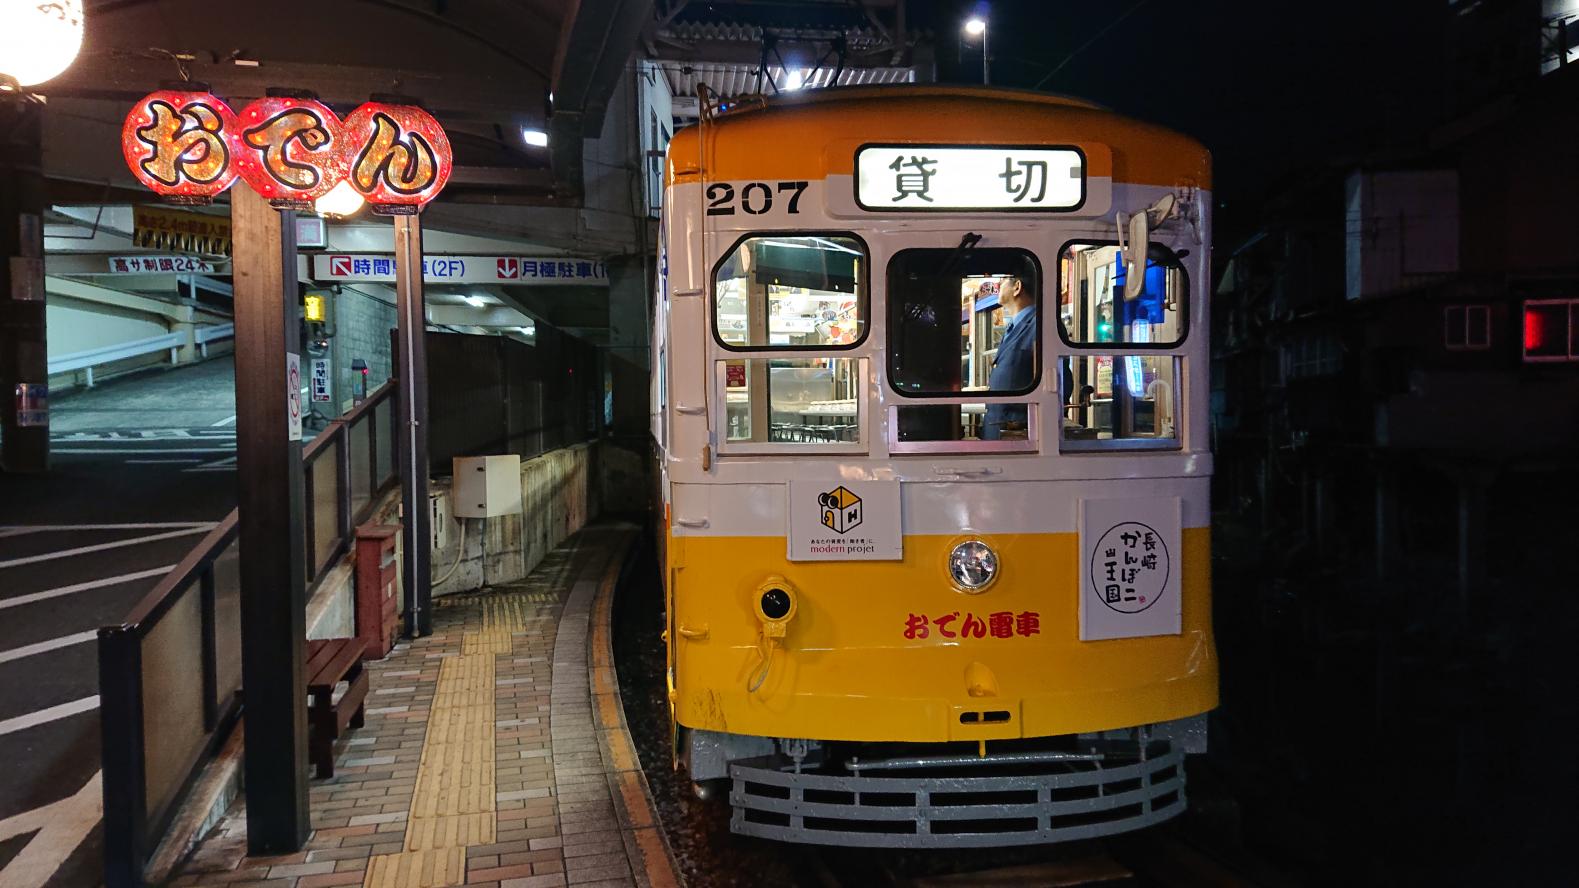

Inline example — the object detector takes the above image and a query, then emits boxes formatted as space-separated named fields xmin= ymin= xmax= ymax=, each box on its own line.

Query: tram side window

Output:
xmin=1059 ymin=243 xmax=1187 ymax=347
xmin=721 ymin=357 xmax=861 ymax=445
xmin=1061 ymin=355 xmax=1181 ymax=450
xmin=714 ymin=235 xmax=866 ymax=349
xmin=888 ymin=248 xmax=1040 ymax=443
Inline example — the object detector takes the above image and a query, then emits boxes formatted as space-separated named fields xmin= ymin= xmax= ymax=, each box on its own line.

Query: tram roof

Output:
xmin=666 ymin=84 xmax=1211 ymax=190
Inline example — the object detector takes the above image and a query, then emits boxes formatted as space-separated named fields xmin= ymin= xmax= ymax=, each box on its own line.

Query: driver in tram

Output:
xmin=982 ymin=276 xmax=1036 ymax=439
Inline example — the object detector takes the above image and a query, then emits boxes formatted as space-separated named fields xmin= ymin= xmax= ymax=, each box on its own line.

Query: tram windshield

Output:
xmin=886 ymin=247 xmax=1041 ymax=447
xmin=1057 ymin=244 xmax=1187 ymax=450
xmin=1058 ymin=243 xmax=1186 ymax=347
xmin=887 ymin=247 xmax=1041 ymax=397
xmin=714 ymin=235 xmax=866 ymax=349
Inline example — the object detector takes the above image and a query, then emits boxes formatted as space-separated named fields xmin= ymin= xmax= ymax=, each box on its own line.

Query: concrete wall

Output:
xmin=430 ymin=442 xmax=599 ymax=596
xmin=329 ymin=287 xmax=397 ymax=414
xmin=47 ymin=296 xmax=167 ymax=353
xmin=302 ymin=442 xmax=599 ymax=646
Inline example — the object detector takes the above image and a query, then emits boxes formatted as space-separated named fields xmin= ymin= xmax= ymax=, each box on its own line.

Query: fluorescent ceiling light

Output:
xmin=522 ymin=128 xmax=549 ymax=147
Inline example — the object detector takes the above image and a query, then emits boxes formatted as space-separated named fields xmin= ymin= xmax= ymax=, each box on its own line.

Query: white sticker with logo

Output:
xmin=788 ymin=480 xmax=902 ymax=561
xmin=1079 ymin=497 xmax=1183 ymax=641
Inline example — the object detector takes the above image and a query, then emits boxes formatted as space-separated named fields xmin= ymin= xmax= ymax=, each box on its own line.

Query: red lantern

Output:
xmin=338 ymin=102 xmax=453 ymax=215
xmin=121 ymin=89 xmax=241 ymax=205
xmin=233 ymin=95 xmax=346 ymax=210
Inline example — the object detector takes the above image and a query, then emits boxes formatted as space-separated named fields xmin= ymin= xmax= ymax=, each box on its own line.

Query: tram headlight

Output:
xmin=948 ymin=540 xmax=998 ymax=592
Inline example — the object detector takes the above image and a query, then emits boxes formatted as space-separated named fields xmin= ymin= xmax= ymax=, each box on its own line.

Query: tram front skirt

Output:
xmin=727 ymin=738 xmax=1186 ymax=848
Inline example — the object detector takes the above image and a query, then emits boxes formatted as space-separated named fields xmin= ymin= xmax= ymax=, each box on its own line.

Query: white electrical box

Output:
xmin=452 ymin=455 xmax=523 ymax=518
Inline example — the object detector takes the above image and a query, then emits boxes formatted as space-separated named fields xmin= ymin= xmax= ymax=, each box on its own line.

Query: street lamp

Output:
xmin=963 ymin=15 xmax=989 ymax=85
xmin=0 ymin=0 xmax=85 ymax=90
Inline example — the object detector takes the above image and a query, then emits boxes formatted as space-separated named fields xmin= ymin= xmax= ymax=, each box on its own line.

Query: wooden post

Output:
xmin=231 ymin=185 xmax=310 ymax=852
xmin=0 ymin=97 xmax=48 ymax=473
xmin=394 ymin=214 xmax=432 ymax=637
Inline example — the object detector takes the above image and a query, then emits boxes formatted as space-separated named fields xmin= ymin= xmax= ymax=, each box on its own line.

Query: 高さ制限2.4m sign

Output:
xmin=310 ymin=254 xmax=609 ymax=285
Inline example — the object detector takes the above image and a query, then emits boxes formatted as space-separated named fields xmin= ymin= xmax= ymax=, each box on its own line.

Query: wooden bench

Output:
xmin=306 ymin=638 xmax=369 ymax=779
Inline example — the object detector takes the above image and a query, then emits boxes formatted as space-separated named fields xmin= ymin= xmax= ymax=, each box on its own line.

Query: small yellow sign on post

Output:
xmin=304 ymin=293 xmax=327 ymax=323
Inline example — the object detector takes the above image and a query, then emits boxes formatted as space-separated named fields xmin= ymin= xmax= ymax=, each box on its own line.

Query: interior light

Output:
xmin=964 ymin=17 xmax=987 ymax=36
xmin=314 ymin=180 xmax=365 ymax=219
xmin=522 ymin=128 xmax=549 ymax=147
xmin=464 ymin=294 xmax=490 ymax=308
xmin=784 ymin=70 xmax=805 ymax=91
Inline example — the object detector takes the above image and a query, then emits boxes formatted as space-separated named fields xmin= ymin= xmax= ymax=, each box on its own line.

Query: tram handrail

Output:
xmin=98 ymin=380 xmax=398 ymax=888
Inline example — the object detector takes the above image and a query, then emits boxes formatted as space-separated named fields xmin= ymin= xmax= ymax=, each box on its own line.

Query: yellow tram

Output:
xmin=651 ymin=85 xmax=1216 ymax=846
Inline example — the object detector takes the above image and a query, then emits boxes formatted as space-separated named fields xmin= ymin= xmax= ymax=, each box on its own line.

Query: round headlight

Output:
xmin=948 ymin=540 xmax=998 ymax=592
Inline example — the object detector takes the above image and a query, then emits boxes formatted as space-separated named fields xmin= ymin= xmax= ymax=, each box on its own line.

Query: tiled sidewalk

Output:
xmin=171 ymin=524 xmax=672 ymax=888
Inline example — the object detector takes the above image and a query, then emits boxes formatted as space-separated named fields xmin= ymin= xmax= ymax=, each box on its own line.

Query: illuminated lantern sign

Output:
xmin=234 ymin=95 xmax=345 ymax=209
xmin=122 ymin=89 xmax=453 ymax=213
xmin=339 ymin=102 xmax=453 ymax=216
xmin=121 ymin=89 xmax=241 ymax=205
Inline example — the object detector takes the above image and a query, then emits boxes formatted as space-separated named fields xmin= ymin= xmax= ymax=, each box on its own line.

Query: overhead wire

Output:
xmin=1033 ymin=0 xmax=1154 ymax=91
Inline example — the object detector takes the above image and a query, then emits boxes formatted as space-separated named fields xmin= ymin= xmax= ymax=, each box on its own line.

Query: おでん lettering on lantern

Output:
xmin=121 ymin=89 xmax=453 ymax=213
xmin=338 ymin=102 xmax=453 ymax=216
xmin=234 ymin=95 xmax=346 ymax=210
xmin=121 ymin=88 xmax=241 ymax=205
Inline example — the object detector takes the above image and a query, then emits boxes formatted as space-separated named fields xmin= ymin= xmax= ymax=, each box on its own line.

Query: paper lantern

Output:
xmin=338 ymin=102 xmax=453 ymax=215
xmin=234 ymin=96 xmax=345 ymax=209
xmin=121 ymin=89 xmax=241 ymax=205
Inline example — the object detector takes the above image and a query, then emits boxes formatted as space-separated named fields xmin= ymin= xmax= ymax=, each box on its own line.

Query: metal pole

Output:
xmin=394 ymin=214 xmax=432 ymax=637
xmin=982 ymin=23 xmax=990 ymax=85
xmin=0 ymin=96 xmax=49 ymax=473
xmin=231 ymin=185 xmax=310 ymax=853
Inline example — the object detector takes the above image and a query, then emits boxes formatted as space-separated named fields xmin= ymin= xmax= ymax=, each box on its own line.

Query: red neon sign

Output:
xmin=122 ymin=89 xmax=453 ymax=213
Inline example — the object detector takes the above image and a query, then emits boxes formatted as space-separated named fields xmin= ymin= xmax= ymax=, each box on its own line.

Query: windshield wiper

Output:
xmin=937 ymin=231 xmax=981 ymax=277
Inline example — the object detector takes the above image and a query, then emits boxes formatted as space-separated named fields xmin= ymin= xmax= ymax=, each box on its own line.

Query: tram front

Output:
xmin=653 ymin=86 xmax=1217 ymax=847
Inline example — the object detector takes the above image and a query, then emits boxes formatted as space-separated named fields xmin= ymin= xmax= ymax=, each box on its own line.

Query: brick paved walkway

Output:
xmin=170 ymin=524 xmax=669 ymax=888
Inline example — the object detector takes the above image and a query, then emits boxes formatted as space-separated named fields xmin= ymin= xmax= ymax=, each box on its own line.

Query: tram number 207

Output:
xmin=705 ymin=180 xmax=809 ymax=216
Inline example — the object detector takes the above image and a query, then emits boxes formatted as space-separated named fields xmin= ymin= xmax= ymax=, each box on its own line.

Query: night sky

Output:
xmin=911 ymin=0 xmax=1448 ymax=246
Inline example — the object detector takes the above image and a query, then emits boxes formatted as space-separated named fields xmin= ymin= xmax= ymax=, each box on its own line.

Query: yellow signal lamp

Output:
xmin=304 ymin=292 xmax=327 ymax=323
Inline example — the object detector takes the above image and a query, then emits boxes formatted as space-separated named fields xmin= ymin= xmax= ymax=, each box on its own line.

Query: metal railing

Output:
xmin=49 ymin=323 xmax=235 ymax=387
xmin=99 ymin=380 xmax=396 ymax=888
xmin=302 ymin=382 xmax=399 ymax=586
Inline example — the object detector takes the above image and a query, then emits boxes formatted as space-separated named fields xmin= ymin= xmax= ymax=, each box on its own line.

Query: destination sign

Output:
xmin=855 ymin=145 xmax=1085 ymax=212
